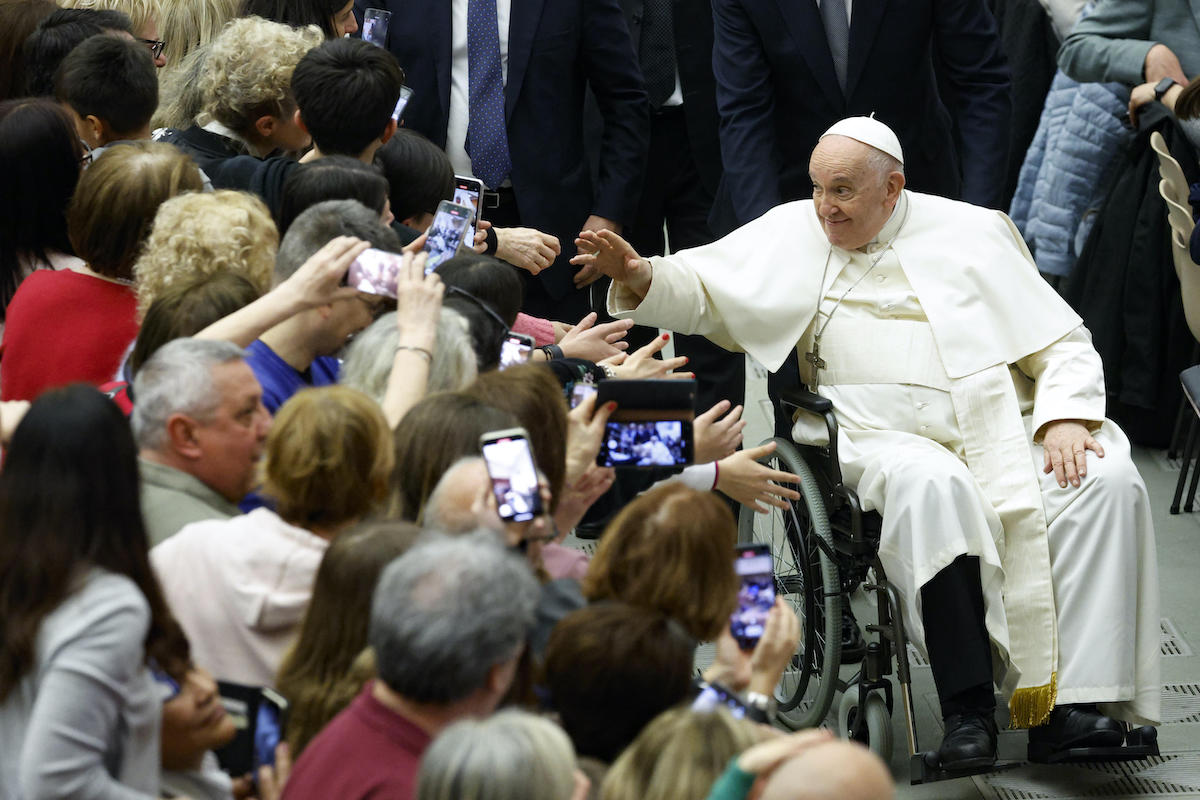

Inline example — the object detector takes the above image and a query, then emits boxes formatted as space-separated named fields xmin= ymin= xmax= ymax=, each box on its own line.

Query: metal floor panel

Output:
xmin=973 ymin=753 xmax=1200 ymax=799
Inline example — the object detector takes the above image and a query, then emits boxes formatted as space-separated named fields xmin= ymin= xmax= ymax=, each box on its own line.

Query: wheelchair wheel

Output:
xmin=838 ymin=688 xmax=894 ymax=763
xmin=737 ymin=437 xmax=842 ymax=730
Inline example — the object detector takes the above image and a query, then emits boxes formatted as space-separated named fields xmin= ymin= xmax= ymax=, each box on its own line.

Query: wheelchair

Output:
xmin=738 ymin=386 xmax=1161 ymax=784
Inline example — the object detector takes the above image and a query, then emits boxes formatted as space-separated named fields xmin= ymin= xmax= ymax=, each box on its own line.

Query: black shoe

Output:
xmin=1028 ymin=704 xmax=1125 ymax=753
xmin=937 ymin=711 xmax=998 ymax=771
xmin=840 ymin=605 xmax=866 ymax=664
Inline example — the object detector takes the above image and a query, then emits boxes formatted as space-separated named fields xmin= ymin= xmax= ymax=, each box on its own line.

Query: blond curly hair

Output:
xmin=133 ymin=190 xmax=278 ymax=319
xmin=200 ymin=16 xmax=323 ymax=136
xmin=59 ymin=0 xmax=160 ymax=38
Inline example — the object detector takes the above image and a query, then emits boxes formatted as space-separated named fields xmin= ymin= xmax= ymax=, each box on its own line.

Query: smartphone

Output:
xmin=691 ymin=681 xmax=749 ymax=719
xmin=346 ymin=247 xmax=404 ymax=298
xmin=598 ymin=419 xmax=692 ymax=467
xmin=500 ymin=332 xmax=534 ymax=369
xmin=391 ymin=85 xmax=414 ymax=122
xmin=214 ymin=683 xmax=292 ymax=777
xmin=569 ymin=382 xmax=597 ymax=409
xmin=423 ymin=199 xmax=474 ymax=273
xmin=480 ymin=428 xmax=544 ymax=522
xmin=452 ymin=175 xmax=483 ymax=244
xmin=730 ymin=543 xmax=776 ymax=651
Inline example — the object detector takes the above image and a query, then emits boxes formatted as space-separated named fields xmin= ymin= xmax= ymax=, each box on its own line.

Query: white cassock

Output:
xmin=608 ymin=191 xmax=1160 ymax=727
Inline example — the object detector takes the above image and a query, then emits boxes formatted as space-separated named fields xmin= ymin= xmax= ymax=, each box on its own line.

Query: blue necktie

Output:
xmin=466 ymin=0 xmax=512 ymax=189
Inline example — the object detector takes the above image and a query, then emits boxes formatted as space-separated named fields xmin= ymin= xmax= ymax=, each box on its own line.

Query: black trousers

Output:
xmin=484 ymin=187 xmax=593 ymax=322
xmin=920 ymin=555 xmax=996 ymax=716
xmin=601 ymin=105 xmax=746 ymax=414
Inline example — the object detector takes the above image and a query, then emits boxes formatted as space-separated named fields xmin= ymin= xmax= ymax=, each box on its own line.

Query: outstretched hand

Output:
xmin=716 ymin=441 xmax=802 ymax=512
xmin=558 ymin=312 xmax=631 ymax=362
xmin=570 ymin=229 xmax=652 ymax=296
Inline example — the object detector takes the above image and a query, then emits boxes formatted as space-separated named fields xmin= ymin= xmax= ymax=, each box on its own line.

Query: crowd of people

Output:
xmin=0 ymin=0 xmax=1190 ymax=795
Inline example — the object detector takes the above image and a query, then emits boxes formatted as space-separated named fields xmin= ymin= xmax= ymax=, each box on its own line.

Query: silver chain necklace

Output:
xmin=804 ymin=201 xmax=911 ymax=389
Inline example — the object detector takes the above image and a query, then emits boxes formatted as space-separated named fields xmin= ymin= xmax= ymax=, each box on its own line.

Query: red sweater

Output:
xmin=1 ymin=270 xmax=138 ymax=401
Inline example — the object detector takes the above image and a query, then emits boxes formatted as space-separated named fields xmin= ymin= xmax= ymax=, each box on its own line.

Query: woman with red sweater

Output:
xmin=0 ymin=142 xmax=203 ymax=401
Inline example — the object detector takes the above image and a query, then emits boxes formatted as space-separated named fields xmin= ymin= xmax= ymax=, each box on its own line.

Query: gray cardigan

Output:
xmin=1058 ymin=0 xmax=1200 ymax=87
xmin=0 ymin=569 xmax=159 ymax=799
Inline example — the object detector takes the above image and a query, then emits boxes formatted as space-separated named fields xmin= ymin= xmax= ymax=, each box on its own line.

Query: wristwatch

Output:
xmin=1155 ymin=77 xmax=1177 ymax=101
xmin=745 ymin=691 xmax=777 ymax=724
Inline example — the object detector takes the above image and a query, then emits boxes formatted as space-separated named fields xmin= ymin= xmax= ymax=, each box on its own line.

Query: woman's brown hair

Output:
xmin=582 ymin=483 xmax=739 ymax=641
xmin=463 ymin=364 xmax=567 ymax=511
xmin=276 ymin=520 xmax=420 ymax=756
xmin=262 ymin=385 xmax=394 ymax=528
xmin=67 ymin=140 xmax=203 ymax=280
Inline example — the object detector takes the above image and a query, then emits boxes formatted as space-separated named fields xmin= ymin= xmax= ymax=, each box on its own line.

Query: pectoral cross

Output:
xmin=805 ymin=342 xmax=826 ymax=389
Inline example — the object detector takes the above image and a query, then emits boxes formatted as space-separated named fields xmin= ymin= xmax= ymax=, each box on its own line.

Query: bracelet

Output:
xmin=540 ymin=344 xmax=564 ymax=361
xmin=395 ymin=345 xmax=432 ymax=362
xmin=601 ymin=364 xmax=616 ymax=379
xmin=484 ymin=226 xmax=499 ymax=255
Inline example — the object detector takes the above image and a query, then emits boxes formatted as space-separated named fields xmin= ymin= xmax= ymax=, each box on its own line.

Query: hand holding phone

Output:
xmin=423 ymin=200 xmax=475 ymax=272
xmin=480 ymin=428 xmax=544 ymax=522
xmin=731 ymin=544 xmax=775 ymax=651
xmin=346 ymin=247 xmax=405 ymax=298
xmin=453 ymin=175 xmax=483 ymax=244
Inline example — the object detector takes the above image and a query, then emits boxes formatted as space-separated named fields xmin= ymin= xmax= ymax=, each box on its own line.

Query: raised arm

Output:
xmin=1058 ymin=0 xmax=1169 ymax=86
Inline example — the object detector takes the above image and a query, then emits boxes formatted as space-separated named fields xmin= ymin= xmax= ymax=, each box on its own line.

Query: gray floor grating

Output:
xmin=907 ymin=643 xmax=930 ymax=667
xmin=1161 ymin=684 xmax=1200 ymax=724
xmin=973 ymin=753 xmax=1200 ymax=799
xmin=1163 ymin=619 xmax=1194 ymax=657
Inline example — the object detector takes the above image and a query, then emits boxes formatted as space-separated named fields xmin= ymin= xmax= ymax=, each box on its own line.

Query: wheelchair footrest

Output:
xmin=1026 ymin=726 xmax=1159 ymax=765
xmin=909 ymin=752 xmax=1021 ymax=785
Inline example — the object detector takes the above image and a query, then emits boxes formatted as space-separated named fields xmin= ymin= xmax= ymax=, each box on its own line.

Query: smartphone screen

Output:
xmin=569 ymin=382 xmax=597 ymax=409
xmin=346 ymin=247 xmax=404 ymax=298
xmin=423 ymin=200 xmax=474 ymax=273
xmin=731 ymin=544 xmax=775 ymax=651
xmin=500 ymin=332 xmax=534 ymax=370
xmin=480 ymin=429 xmax=544 ymax=522
xmin=452 ymin=175 xmax=483 ymax=245
xmin=253 ymin=689 xmax=288 ymax=770
xmin=598 ymin=420 xmax=691 ymax=468
xmin=392 ymin=85 xmax=414 ymax=122
xmin=690 ymin=682 xmax=749 ymax=719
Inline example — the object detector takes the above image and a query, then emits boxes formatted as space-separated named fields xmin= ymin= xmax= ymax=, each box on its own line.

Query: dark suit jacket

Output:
xmin=710 ymin=0 xmax=1012 ymax=231
xmin=618 ymin=0 xmax=723 ymax=196
xmin=362 ymin=0 xmax=650 ymax=299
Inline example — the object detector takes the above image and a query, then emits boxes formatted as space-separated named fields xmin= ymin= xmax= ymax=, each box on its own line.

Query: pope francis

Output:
xmin=571 ymin=117 xmax=1159 ymax=770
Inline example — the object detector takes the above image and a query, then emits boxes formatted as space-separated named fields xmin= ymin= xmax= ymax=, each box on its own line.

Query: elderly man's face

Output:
xmin=190 ymin=361 xmax=271 ymax=502
xmin=809 ymin=136 xmax=902 ymax=251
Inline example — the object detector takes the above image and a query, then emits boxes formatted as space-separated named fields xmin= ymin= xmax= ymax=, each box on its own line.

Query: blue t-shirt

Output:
xmin=245 ymin=340 xmax=340 ymax=414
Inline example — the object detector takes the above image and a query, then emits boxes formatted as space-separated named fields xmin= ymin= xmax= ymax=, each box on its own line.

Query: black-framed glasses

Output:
xmin=78 ymin=138 xmax=93 ymax=168
xmin=141 ymin=38 xmax=166 ymax=59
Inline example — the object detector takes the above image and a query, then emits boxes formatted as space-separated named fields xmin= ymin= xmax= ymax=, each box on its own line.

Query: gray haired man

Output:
xmin=283 ymin=532 xmax=540 ymax=800
xmin=131 ymin=338 xmax=271 ymax=545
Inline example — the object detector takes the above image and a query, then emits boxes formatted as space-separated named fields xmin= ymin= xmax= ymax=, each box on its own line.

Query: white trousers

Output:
xmin=799 ymin=384 xmax=1161 ymax=725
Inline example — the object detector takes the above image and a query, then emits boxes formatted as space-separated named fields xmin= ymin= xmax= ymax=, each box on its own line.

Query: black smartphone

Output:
xmin=453 ymin=174 xmax=483 ymax=244
xmin=730 ymin=543 xmax=775 ymax=651
xmin=569 ymin=382 xmax=598 ymax=409
xmin=480 ymin=428 xmax=544 ymax=522
xmin=214 ymin=683 xmax=292 ymax=777
xmin=346 ymin=247 xmax=404 ymax=298
xmin=500 ymin=331 xmax=534 ymax=369
xmin=423 ymin=199 xmax=475 ymax=273
xmin=594 ymin=379 xmax=697 ymax=468
xmin=392 ymin=85 xmax=414 ymax=122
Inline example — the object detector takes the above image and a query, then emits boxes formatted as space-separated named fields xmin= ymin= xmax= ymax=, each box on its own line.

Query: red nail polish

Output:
xmin=661 ymin=333 xmax=670 ymax=340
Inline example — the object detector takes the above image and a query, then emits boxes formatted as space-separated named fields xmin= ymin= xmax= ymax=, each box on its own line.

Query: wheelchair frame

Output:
xmin=737 ymin=386 xmax=1160 ymax=784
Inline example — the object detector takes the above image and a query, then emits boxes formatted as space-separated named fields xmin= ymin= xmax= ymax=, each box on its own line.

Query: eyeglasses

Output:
xmin=149 ymin=664 xmax=181 ymax=703
xmin=141 ymin=38 xmax=166 ymax=59
xmin=78 ymin=138 xmax=93 ymax=168
xmin=509 ymin=526 xmax=559 ymax=555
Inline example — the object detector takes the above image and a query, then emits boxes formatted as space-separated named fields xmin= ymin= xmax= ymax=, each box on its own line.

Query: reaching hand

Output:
xmin=554 ymin=464 xmax=616 ymax=533
xmin=281 ymin=235 xmax=369 ymax=310
xmin=693 ymin=400 xmax=746 ymax=463
xmin=736 ymin=729 xmax=836 ymax=776
xmin=572 ymin=216 xmax=624 ymax=287
xmin=716 ymin=442 xmax=802 ymax=512
xmin=570 ymin=229 xmax=651 ymax=295
xmin=558 ymin=312 xmax=632 ymax=362
xmin=495 ymin=227 xmax=561 ymax=275
xmin=605 ymin=332 xmax=690 ymax=380
xmin=1041 ymin=419 xmax=1104 ymax=488
xmin=747 ymin=597 xmax=802 ymax=695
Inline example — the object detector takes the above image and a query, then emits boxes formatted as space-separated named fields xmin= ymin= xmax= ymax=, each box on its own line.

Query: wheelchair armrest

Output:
xmin=776 ymin=385 xmax=832 ymax=414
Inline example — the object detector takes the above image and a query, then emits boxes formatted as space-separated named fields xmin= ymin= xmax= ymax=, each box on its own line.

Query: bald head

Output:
xmin=759 ymin=740 xmax=894 ymax=800
xmin=423 ymin=457 xmax=493 ymax=533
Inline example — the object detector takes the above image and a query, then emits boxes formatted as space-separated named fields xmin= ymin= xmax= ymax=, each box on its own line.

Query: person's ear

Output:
xmin=253 ymin=114 xmax=277 ymax=141
xmin=165 ymin=413 xmax=203 ymax=459
xmin=886 ymin=170 xmax=905 ymax=203
xmin=83 ymin=114 xmax=106 ymax=147
xmin=379 ymin=117 xmax=398 ymax=146
xmin=294 ymin=108 xmax=308 ymax=134
xmin=485 ymin=651 xmax=522 ymax=696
